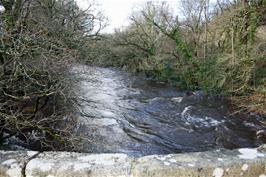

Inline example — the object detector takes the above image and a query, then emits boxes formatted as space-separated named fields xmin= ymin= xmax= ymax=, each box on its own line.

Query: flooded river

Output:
xmin=72 ymin=65 xmax=265 ymax=157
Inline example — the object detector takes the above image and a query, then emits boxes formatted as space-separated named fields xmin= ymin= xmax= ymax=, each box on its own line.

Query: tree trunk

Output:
xmin=242 ymin=0 xmax=249 ymax=55
xmin=204 ymin=0 xmax=209 ymax=59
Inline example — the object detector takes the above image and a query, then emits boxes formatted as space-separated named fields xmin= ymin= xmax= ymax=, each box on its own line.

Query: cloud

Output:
xmin=76 ymin=0 xmax=179 ymax=33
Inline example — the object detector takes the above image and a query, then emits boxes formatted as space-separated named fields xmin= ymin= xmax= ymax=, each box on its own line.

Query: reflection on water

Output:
xmin=72 ymin=65 xmax=265 ymax=157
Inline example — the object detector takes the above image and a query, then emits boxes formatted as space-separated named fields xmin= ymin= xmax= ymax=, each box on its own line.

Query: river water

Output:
xmin=72 ymin=65 xmax=265 ymax=157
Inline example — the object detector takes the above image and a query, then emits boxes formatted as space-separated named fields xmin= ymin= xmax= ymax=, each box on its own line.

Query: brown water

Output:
xmin=72 ymin=65 xmax=265 ymax=157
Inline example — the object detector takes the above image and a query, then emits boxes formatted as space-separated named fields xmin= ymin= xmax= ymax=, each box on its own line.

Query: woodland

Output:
xmin=0 ymin=0 xmax=265 ymax=151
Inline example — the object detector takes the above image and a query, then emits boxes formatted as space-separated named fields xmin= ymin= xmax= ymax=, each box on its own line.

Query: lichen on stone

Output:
xmin=238 ymin=148 xmax=264 ymax=159
xmin=213 ymin=168 xmax=224 ymax=177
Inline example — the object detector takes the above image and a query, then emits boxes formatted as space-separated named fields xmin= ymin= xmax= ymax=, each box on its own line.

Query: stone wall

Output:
xmin=1 ymin=146 xmax=266 ymax=177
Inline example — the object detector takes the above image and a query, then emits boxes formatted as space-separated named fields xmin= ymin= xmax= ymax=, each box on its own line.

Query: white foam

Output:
xmin=181 ymin=106 xmax=192 ymax=117
xmin=171 ymin=97 xmax=183 ymax=103
xmin=181 ymin=106 xmax=224 ymax=128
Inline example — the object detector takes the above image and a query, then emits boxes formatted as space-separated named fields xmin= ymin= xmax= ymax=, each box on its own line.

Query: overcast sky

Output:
xmin=76 ymin=0 xmax=179 ymax=33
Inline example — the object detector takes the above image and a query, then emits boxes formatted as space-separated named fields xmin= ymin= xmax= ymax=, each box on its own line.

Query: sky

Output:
xmin=76 ymin=0 xmax=179 ymax=33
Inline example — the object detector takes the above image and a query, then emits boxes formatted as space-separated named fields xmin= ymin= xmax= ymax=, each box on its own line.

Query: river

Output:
xmin=72 ymin=65 xmax=264 ymax=157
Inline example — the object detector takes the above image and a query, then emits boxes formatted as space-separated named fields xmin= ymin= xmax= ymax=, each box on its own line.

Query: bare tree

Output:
xmin=180 ymin=0 xmax=205 ymax=57
xmin=0 ymin=0 xmax=105 ymax=151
